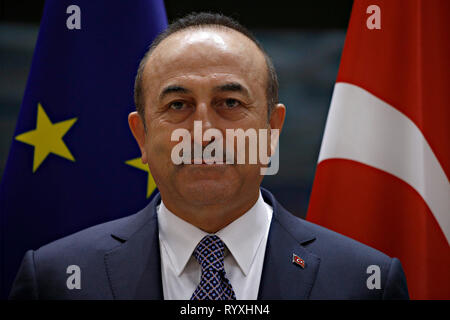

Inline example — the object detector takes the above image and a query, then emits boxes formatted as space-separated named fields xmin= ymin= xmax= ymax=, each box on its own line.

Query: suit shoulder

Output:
xmin=35 ymin=205 xmax=153 ymax=257
xmin=12 ymin=204 xmax=156 ymax=299
xmin=263 ymin=188 xmax=392 ymax=264
xmin=276 ymin=208 xmax=392 ymax=265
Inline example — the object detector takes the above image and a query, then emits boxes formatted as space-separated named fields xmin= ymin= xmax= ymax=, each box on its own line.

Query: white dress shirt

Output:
xmin=157 ymin=191 xmax=273 ymax=300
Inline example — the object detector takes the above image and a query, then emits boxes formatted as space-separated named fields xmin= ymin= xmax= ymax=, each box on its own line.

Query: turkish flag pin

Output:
xmin=292 ymin=253 xmax=305 ymax=268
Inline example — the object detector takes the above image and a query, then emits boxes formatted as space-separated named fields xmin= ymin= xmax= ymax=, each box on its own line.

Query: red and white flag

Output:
xmin=307 ymin=0 xmax=450 ymax=299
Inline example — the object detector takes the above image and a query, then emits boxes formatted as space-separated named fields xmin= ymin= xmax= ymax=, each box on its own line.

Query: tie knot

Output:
xmin=193 ymin=235 xmax=226 ymax=272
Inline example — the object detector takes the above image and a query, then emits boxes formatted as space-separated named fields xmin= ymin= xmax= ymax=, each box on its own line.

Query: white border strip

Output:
xmin=319 ymin=82 xmax=450 ymax=245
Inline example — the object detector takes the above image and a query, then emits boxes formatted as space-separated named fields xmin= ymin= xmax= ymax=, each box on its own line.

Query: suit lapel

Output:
xmin=104 ymin=195 xmax=163 ymax=299
xmin=258 ymin=188 xmax=321 ymax=300
xmin=102 ymin=189 xmax=320 ymax=300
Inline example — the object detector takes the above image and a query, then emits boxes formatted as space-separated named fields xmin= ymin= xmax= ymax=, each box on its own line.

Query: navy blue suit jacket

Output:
xmin=9 ymin=188 xmax=409 ymax=299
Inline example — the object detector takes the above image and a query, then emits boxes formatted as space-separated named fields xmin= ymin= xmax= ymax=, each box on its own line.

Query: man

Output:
xmin=10 ymin=13 xmax=409 ymax=300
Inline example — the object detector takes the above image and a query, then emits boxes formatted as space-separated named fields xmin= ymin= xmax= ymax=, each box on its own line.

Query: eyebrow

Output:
xmin=159 ymin=85 xmax=190 ymax=101
xmin=213 ymin=82 xmax=250 ymax=98
xmin=158 ymin=82 xmax=250 ymax=101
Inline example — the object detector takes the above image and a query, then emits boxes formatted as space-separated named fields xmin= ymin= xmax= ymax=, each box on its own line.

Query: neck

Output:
xmin=160 ymin=188 xmax=260 ymax=233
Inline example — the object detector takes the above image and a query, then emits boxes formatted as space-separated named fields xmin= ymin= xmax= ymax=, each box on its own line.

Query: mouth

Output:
xmin=190 ymin=158 xmax=228 ymax=165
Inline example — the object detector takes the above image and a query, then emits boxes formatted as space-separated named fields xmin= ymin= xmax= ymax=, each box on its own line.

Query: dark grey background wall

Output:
xmin=0 ymin=0 xmax=352 ymax=218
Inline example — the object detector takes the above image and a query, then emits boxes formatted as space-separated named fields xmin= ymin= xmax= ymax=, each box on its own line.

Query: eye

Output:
xmin=169 ymin=101 xmax=187 ymax=110
xmin=223 ymin=98 xmax=241 ymax=109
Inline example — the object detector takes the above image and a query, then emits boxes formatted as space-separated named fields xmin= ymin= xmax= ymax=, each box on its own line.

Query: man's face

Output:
xmin=131 ymin=27 xmax=276 ymax=207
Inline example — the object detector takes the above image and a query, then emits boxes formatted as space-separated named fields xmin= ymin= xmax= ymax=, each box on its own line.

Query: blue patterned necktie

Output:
xmin=190 ymin=235 xmax=236 ymax=300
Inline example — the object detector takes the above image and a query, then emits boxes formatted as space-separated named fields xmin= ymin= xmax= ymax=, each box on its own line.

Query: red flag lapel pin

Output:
xmin=292 ymin=253 xmax=305 ymax=268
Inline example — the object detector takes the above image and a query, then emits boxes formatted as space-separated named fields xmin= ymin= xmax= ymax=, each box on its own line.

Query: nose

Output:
xmin=191 ymin=102 xmax=215 ymax=147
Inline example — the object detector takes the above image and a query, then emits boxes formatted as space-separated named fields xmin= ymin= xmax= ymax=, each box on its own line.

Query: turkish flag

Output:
xmin=293 ymin=254 xmax=305 ymax=268
xmin=307 ymin=0 xmax=450 ymax=299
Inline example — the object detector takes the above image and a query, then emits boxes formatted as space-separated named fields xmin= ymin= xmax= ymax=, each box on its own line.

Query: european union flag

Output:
xmin=0 ymin=0 xmax=167 ymax=298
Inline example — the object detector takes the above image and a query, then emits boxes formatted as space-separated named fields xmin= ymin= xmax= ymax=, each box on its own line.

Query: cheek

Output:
xmin=145 ymin=123 xmax=179 ymax=168
xmin=145 ymin=131 xmax=180 ymax=190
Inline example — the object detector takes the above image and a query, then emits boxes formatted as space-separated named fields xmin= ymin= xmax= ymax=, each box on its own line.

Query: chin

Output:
xmin=176 ymin=167 xmax=240 ymax=206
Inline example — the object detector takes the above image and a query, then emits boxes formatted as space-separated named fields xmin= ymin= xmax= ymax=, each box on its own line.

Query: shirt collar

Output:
xmin=157 ymin=191 xmax=272 ymax=277
xmin=157 ymin=202 xmax=208 ymax=276
xmin=216 ymin=192 xmax=272 ymax=276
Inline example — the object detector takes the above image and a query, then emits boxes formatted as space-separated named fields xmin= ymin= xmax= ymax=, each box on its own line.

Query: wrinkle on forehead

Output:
xmin=142 ymin=27 xmax=268 ymax=105
xmin=147 ymin=27 xmax=265 ymax=75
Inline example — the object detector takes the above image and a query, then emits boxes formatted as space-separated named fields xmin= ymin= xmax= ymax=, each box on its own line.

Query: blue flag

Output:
xmin=0 ymin=0 xmax=167 ymax=297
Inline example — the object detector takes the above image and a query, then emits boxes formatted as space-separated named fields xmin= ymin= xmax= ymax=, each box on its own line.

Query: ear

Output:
xmin=268 ymin=103 xmax=286 ymax=155
xmin=128 ymin=112 xmax=148 ymax=164
xmin=269 ymin=103 xmax=286 ymax=131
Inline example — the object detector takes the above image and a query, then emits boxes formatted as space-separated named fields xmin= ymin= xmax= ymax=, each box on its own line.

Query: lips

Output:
xmin=191 ymin=157 xmax=225 ymax=164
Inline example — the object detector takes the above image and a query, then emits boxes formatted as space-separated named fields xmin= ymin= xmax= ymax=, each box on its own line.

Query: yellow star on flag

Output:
xmin=15 ymin=103 xmax=77 ymax=173
xmin=125 ymin=158 xmax=156 ymax=198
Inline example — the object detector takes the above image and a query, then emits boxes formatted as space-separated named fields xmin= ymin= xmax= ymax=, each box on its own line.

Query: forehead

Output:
xmin=143 ymin=27 xmax=267 ymax=93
